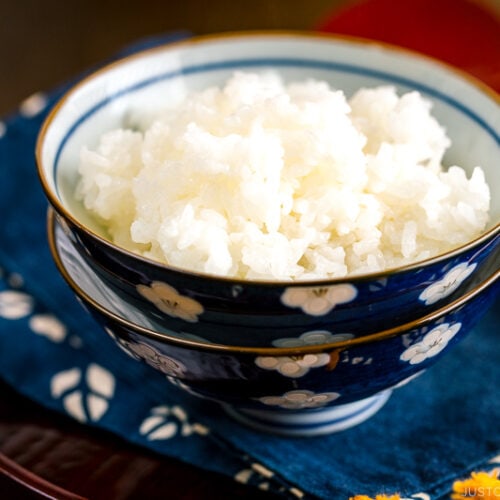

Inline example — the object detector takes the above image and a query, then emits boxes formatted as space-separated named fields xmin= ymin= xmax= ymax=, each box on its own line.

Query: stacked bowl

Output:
xmin=37 ymin=33 xmax=499 ymax=436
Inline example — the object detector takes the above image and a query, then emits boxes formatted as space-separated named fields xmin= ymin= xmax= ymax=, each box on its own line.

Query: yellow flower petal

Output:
xmin=452 ymin=469 xmax=500 ymax=500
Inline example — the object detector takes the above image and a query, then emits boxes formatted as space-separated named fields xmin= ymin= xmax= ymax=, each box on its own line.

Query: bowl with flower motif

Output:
xmin=49 ymin=208 xmax=499 ymax=350
xmin=49 ymin=209 xmax=499 ymax=436
xmin=37 ymin=32 xmax=499 ymax=348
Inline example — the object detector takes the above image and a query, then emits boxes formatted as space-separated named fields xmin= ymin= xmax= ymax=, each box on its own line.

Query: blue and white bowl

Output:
xmin=49 ymin=209 xmax=499 ymax=436
xmin=48 ymin=208 xmax=499 ymax=348
xmin=37 ymin=32 xmax=500 ymax=347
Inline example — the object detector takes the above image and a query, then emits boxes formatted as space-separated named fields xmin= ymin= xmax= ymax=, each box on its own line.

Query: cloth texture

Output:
xmin=1 ymin=1 xmax=499 ymax=498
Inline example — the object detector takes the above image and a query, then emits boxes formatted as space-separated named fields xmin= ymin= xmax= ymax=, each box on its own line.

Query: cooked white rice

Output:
xmin=76 ymin=72 xmax=490 ymax=280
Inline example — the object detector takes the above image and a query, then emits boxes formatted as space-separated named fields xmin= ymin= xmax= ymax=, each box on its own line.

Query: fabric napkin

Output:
xmin=1 ymin=2 xmax=499 ymax=499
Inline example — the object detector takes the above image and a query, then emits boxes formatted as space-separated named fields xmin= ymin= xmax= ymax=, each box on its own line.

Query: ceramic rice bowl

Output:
xmin=49 ymin=210 xmax=499 ymax=436
xmin=37 ymin=32 xmax=500 ymax=348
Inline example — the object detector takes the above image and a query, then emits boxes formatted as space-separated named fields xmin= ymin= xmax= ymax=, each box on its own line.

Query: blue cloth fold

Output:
xmin=0 ymin=34 xmax=499 ymax=500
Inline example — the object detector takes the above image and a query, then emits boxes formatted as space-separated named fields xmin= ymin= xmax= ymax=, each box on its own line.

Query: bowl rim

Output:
xmin=47 ymin=207 xmax=499 ymax=355
xmin=37 ymin=30 xmax=500 ymax=288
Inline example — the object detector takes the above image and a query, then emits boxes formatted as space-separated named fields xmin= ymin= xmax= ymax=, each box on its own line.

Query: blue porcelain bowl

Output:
xmin=49 ymin=209 xmax=499 ymax=349
xmin=37 ymin=32 xmax=500 ymax=347
xmin=48 ymin=209 xmax=499 ymax=436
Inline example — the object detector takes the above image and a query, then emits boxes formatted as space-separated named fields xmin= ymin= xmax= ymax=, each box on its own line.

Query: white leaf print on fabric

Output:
xmin=29 ymin=314 xmax=67 ymax=342
xmin=289 ymin=487 xmax=306 ymax=498
xmin=86 ymin=363 xmax=115 ymax=399
xmin=0 ymin=290 xmax=34 ymax=319
xmin=19 ymin=92 xmax=48 ymax=117
xmin=62 ymin=391 xmax=87 ymax=423
xmin=148 ymin=422 xmax=178 ymax=440
xmin=234 ymin=462 xmax=277 ymax=492
xmin=50 ymin=364 xmax=115 ymax=423
xmin=410 ymin=494 xmax=431 ymax=500
xmin=251 ymin=462 xmax=274 ymax=479
xmin=140 ymin=415 xmax=166 ymax=435
xmin=51 ymin=368 xmax=81 ymax=398
xmin=139 ymin=405 xmax=209 ymax=441
xmin=234 ymin=469 xmax=253 ymax=484
xmin=87 ymin=394 xmax=109 ymax=422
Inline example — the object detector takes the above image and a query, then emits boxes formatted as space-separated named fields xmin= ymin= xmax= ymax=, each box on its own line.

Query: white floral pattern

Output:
xmin=257 ymin=389 xmax=340 ymax=409
xmin=234 ymin=462 xmax=279 ymax=493
xmin=122 ymin=340 xmax=186 ymax=377
xmin=0 ymin=290 xmax=34 ymax=319
xmin=29 ymin=314 xmax=67 ymax=343
xmin=19 ymin=91 xmax=48 ymax=117
xmin=419 ymin=262 xmax=476 ymax=305
xmin=137 ymin=281 xmax=203 ymax=322
xmin=272 ymin=330 xmax=354 ymax=348
xmin=400 ymin=322 xmax=461 ymax=365
xmin=50 ymin=364 xmax=115 ymax=423
xmin=255 ymin=352 xmax=330 ymax=378
xmin=340 ymin=351 xmax=373 ymax=366
xmin=139 ymin=405 xmax=209 ymax=440
xmin=281 ymin=284 xmax=357 ymax=316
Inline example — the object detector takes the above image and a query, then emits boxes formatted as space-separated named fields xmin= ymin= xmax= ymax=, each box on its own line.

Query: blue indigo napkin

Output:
xmin=0 ymin=34 xmax=499 ymax=500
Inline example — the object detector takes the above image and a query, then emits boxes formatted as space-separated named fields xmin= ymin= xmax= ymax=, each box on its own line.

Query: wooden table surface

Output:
xmin=0 ymin=2 xmax=347 ymax=498
xmin=0 ymin=380 xmax=283 ymax=499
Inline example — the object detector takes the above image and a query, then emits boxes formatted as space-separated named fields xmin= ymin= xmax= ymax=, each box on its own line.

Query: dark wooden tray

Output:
xmin=0 ymin=381 xmax=279 ymax=499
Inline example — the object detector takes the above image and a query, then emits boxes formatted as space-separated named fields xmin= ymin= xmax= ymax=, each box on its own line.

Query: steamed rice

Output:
xmin=76 ymin=72 xmax=490 ymax=280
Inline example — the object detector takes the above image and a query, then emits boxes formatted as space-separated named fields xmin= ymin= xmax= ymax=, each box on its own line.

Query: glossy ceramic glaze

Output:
xmin=49 ymin=212 xmax=499 ymax=436
xmin=37 ymin=33 xmax=500 ymax=347
xmin=50 ymin=209 xmax=499 ymax=348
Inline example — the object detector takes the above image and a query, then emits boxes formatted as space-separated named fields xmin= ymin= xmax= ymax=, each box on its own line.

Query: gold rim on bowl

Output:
xmin=47 ymin=208 xmax=499 ymax=356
